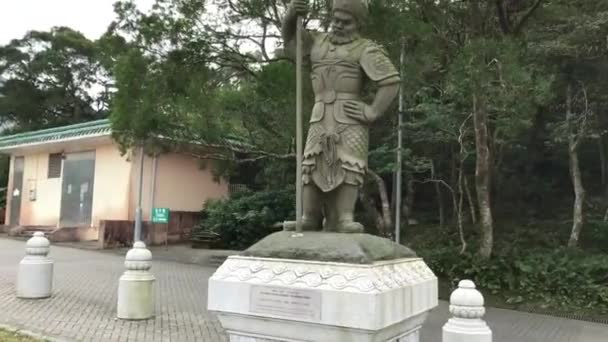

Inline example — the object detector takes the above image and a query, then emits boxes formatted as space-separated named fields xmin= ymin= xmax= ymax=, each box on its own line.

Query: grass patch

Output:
xmin=0 ymin=328 xmax=43 ymax=342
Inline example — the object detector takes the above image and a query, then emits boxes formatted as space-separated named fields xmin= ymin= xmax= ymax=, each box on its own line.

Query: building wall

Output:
xmin=90 ymin=143 xmax=132 ymax=227
xmin=153 ymin=153 xmax=229 ymax=212
xmin=4 ymin=144 xmax=228 ymax=228
xmin=4 ymin=155 xmax=14 ymax=225
xmin=19 ymin=153 xmax=62 ymax=226
xmin=4 ymin=143 xmax=133 ymax=228
xmin=128 ymin=151 xmax=229 ymax=221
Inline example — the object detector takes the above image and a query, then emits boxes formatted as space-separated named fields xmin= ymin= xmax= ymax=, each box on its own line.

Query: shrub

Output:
xmin=406 ymin=222 xmax=608 ymax=315
xmin=585 ymin=219 xmax=608 ymax=253
xmin=418 ymin=245 xmax=608 ymax=313
xmin=194 ymin=189 xmax=295 ymax=250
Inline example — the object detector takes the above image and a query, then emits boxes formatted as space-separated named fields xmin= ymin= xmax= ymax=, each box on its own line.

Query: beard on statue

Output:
xmin=329 ymin=10 xmax=360 ymax=45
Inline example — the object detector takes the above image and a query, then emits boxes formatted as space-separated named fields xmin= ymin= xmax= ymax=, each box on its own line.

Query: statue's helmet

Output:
xmin=332 ymin=0 xmax=368 ymax=25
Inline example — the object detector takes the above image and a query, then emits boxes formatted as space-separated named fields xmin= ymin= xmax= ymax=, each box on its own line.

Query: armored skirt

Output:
xmin=302 ymin=106 xmax=368 ymax=193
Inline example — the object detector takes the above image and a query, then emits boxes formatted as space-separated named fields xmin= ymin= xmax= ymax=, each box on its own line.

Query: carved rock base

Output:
xmin=208 ymin=256 xmax=438 ymax=342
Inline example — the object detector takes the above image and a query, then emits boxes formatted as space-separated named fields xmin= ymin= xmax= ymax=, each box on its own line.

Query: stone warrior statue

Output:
xmin=283 ymin=0 xmax=400 ymax=233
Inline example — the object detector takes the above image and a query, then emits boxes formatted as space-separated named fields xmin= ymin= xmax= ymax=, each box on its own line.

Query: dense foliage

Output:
xmin=195 ymin=189 xmax=295 ymax=250
xmin=411 ymin=221 xmax=608 ymax=316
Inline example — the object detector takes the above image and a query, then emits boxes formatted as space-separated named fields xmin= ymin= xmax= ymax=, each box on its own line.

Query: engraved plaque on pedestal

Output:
xmin=250 ymin=285 xmax=321 ymax=321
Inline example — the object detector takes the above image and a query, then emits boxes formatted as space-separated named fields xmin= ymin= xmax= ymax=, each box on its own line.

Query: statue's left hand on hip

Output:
xmin=344 ymin=101 xmax=376 ymax=123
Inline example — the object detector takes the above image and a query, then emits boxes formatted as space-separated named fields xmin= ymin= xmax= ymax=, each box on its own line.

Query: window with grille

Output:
xmin=48 ymin=153 xmax=62 ymax=178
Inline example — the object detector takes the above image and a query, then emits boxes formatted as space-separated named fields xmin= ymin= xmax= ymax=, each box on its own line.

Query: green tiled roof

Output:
xmin=0 ymin=119 xmax=111 ymax=150
xmin=0 ymin=118 xmax=252 ymax=154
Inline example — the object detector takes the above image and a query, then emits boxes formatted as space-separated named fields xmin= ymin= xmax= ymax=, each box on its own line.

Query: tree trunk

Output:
xmin=491 ymin=138 xmax=503 ymax=215
xmin=437 ymin=183 xmax=445 ymax=227
xmin=598 ymin=107 xmax=608 ymax=199
xmin=448 ymin=184 xmax=459 ymax=240
xmin=473 ymin=93 xmax=494 ymax=259
xmin=599 ymin=137 xmax=606 ymax=188
xmin=457 ymin=160 xmax=467 ymax=254
xmin=599 ymin=136 xmax=608 ymax=221
xmin=431 ymin=160 xmax=445 ymax=227
xmin=358 ymin=191 xmax=386 ymax=237
xmin=450 ymin=147 xmax=458 ymax=224
xmin=599 ymin=133 xmax=608 ymax=201
xmin=567 ymin=149 xmax=585 ymax=248
xmin=282 ymin=138 xmax=295 ymax=184
xmin=404 ymin=178 xmax=415 ymax=225
xmin=566 ymin=84 xmax=586 ymax=248
xmin=464 ymin=175 xmax=477 ymax=224
xmin=456 ymin=116 xmax=469 ymax=253
xmin=368 ymin=170 xmax=392 ymax=235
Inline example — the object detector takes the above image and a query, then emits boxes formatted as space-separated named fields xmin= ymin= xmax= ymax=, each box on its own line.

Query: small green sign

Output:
xmin=152 ymin=207 xmax=170 ymax=223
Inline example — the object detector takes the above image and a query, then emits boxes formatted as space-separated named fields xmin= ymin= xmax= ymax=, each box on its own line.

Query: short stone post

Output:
xmin=17 ymin=232 xmax=54 ymax=299
xmin=443 ymin=279 xmax=492 ymax=342
xmin=117 ymin=241 xmax=155 ymax=320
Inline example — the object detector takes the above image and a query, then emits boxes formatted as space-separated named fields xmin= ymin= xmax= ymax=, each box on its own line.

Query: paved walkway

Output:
xmin=0 ymin=238 xmax=606 ymax=342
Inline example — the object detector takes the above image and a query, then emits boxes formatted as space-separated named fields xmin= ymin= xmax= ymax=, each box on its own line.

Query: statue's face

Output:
xmin=331 ymin=10 xmax=358 ymax=39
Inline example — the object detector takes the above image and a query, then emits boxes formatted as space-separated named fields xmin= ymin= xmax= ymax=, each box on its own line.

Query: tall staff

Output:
xmin=295 ymin=17 xmax=304 ymax=233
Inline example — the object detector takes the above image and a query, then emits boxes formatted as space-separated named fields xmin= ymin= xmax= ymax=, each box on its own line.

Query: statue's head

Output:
xmin=330 ymin=0 xmax=368 ymax=43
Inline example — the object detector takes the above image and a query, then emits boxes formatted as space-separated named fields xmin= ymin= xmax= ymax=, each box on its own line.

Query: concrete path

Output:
xmin=0 ymin=238 xmax=606 ymax=342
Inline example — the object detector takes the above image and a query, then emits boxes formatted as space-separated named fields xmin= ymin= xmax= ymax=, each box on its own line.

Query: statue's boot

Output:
xmin=337 ymin=219 xmax=364 ymax=233
xmin=282 ymin=218 xmax=321 ymax=231
xmin=282 ymin=221 xmax=296 ymax=231
xmin=332 ymin=183 xmax=364 ymax=233
xmin=302 ymin=218 xmax=322 ymax=231
xmin=283 ymin=184 xmax=324 ymax=231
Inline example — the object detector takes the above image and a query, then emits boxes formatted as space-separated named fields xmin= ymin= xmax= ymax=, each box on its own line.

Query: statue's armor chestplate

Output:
xmin=309 ymin=36 xmax=367 ymax=125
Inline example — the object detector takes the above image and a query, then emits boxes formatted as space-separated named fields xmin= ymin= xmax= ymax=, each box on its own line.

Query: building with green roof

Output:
xmin=0 ymin=119 xmax=229 ymax=244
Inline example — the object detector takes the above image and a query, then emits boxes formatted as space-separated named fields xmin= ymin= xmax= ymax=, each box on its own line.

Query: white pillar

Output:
xmin=17 ymin=232 xmax=54 ymax=299
xmin=442 ymin=279 xmax=492 ymax=342
xmin=117 ymin=241 xmax=155 ymax=320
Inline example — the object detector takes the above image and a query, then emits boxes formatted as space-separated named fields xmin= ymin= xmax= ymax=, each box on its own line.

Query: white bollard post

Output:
xmin=117 ymin=241 xmax=155 ymax=320
xmin=17 ymin=232 xmax=54 ymax=299
xmin=442 ymin=279 xmax=492 ymax=342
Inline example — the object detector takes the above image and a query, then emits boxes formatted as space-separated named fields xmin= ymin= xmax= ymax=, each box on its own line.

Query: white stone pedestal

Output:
xmin=117 ymin=241 xmax=155 ymax=320
xmin=208 ymin=256 xmax=438 ymax=342
xmin=17 ymin=232 xmax=53 ymax=299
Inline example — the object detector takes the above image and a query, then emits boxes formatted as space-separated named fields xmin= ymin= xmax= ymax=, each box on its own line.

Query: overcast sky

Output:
xmin=0 ymin=0 xmax=154 ymax=45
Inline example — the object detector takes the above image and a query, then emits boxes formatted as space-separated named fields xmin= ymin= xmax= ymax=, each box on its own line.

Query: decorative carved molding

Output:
xmin=124 ymin=241 xmax=152 ymax=271
xmin=24 ymin=232 xmax=50 ymax=257
xmin=212 ymin=257 xmax=436 ymax=293
xmin=449 ymin=305 xmax=486 ymax=319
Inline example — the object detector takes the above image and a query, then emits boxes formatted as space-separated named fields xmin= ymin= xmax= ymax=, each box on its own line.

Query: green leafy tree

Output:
xmin=108 ymin=0 xmax=305 ymax=184
xmin=0 ymin=27 xmax=108 ymax=131
xmin=526 ymin=0 xmax=608 ymax=247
